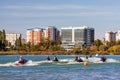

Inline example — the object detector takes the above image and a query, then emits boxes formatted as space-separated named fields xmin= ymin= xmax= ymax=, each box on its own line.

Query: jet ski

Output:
xmin=75 ymin=56 xmax=83 ymax=62
xmin=52 ymin=56 xmax=58 ymax=62
xmin=15 ymin=59 xmax=28 ymax=66
xmin=77 ymin=58 xmax=83 ymax=62
xmin=52 ymin=59 xmax=58 ymax=62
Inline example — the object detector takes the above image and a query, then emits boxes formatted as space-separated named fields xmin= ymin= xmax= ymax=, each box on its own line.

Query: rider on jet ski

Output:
xmin=75 ymin=56 xmax=83 ymax=62
xmin=77 ymin=56 xmax=83 ymax=62
xmin=53 ymin=56 xmax=58 ymax=62
xmin=18 ymin=56 xmax=28 ymax=64
xmin=100 ymin=55 xmax=106 ymax=62
xmin=46 ymin=56 xmax=51 ymax=61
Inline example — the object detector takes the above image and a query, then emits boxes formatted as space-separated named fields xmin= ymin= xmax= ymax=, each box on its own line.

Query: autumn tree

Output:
xmin=90 ymin=45 xmax=98 ymax=54
xmin=94 ymin=39 xmax=103 ymax=50
xmin=99 ymin=45 xmax=106 ymax=52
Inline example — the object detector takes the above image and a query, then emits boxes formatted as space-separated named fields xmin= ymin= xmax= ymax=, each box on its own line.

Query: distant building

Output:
xmin=26 ymin=28 xmax=45 ymax=45
xmin=45 ymin=26 xmax=59 ymax=41
xmin=6 ymin=33 xmax=21 ymax=46
xmin=61 ymin=26 xmax=94 ymax=51
xmin=26 ymin=27 xmax=59 ymax=45
xmin=105 ymin=31 xmax=116 ymax=42
xmin=116 ymin=30 xmax=120 ymax=41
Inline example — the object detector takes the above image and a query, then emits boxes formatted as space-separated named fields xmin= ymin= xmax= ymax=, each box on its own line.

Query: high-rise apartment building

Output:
xmin=26 ymin=28 xmax=45 ymax=44
xmin=61 ymin=26 xmax=94 ymax=50
xmin=6 ymin=33 xmax=21 ymax=46
xmin=45 ymin=27 xmax=59 ymax=41
xmin=105 ymin=31 xmax=116 ymax=42
xmin=26 ymin=27 xmax=59 ymax=45
xmin=61 ymin=27 xmax=72 ymax=42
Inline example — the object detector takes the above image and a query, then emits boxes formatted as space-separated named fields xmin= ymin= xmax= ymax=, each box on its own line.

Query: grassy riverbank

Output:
xmin=0 ymin=50 xmax=67 ymax=55
xmin=0 ymin=50 xmax=119 ymax=55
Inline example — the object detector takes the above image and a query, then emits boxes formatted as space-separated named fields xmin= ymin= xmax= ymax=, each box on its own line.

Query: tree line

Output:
xmin=62 ymin=39 xmax=120 ymax=55
xmin=1 ymin=29 xmax=120 ymax=55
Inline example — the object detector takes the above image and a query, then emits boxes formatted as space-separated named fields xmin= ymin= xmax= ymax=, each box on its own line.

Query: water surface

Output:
xmin=0 ymin=55 xmax=120 ymax=80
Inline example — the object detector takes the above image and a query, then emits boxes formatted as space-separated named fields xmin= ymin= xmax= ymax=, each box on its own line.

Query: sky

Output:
xmin=0 ymin=0 xmax=120 ymax=40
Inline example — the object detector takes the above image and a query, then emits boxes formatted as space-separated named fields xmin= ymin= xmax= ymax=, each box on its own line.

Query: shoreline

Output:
xmin=0 ymin=51 xmax=119 ymax=55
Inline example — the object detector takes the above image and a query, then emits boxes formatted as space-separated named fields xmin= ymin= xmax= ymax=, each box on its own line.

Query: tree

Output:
xmin=106 ymin=41 xmax=116 ymax=48
xmin=116 ymin=40 xmax=120 ymax=45
xmin=2 ymin=29 xmax=6 ymax=44
xmin=0 ymin=29 xmax=6 ymax=51
xmin=15 ymin=37 xmax=22 ymax=50
xmin=94 ymin=39 xmax=103 ymax=49
xmin=108 ymin=45 xmax=120 ymax=54
xmin=57 ymin=36 xmax=62 ymax=45
xmin=70 ymin=45 xmax=81 ymax=54
xmin=82 ymin=48 xmax=87 ymax=54
xmin=99 ymin=45 xmax=106 ymax=52
xmin=26 ymin=42 xmax=31 ymax=52
xmin=90 ymin=45 xmax=98 ymax=53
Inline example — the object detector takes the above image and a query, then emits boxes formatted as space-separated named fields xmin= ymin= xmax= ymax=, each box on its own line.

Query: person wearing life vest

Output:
xmin=77 ymin=56 xmax=83 ymax=62
xmin=19 ymin=56 xmax=28 ymax=64
xmin=53 ymin=56 xmax=58 ymax=62
xmin=75 ymin=56 xmax=78 ymax=61
xmin=46 ymin=56 xmax=50 ymax=61
xmin=100 ymin=55 xmax=106 ymax=62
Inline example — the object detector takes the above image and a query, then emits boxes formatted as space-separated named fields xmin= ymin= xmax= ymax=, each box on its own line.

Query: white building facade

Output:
xmin=6 ymin=33 xmax=21 ymax=46
xmin=61 ymin=26 xmax=94 ymax=51
xmin=116 ymin=30 xmax=120 ymax=41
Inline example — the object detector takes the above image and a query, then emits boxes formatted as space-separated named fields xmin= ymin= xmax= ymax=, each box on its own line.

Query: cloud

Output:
xmin=0 ymin=4 xmax=92 ymax=10
xmin=0 ymin=11 xmax=118 ymax=18
xmin=0 ymin=4 xmax=119 ymax=18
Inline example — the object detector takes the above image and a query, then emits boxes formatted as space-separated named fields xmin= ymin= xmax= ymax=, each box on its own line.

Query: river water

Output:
xmin=0 ymin=55 xmax=120 ymax=80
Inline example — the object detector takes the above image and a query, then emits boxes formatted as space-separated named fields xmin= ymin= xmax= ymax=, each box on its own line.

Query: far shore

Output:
xmin=0 ymin=51 xmax=119 ymax=55
xmin=0 ymin=51 xmax=67 ymax=55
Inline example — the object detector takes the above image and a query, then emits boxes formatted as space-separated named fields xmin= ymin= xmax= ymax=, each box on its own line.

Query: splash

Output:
xmin=83 ymin=57 xmax=120 ymax=63
xmin=64 ymin=57 xmax=120 ymax=64
xmin=0 ymin=57 xmax=119 ymax=67
xmin=0 ymin=62 xmax=14 ymax=67
xmin=0 ymin=60 xmax=39 ymax=67
xmin=106 ymin=58 xmax=119 ymax=63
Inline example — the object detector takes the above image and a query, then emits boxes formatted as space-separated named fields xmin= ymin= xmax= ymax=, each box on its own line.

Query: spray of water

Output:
xmin=0 ymin=57 xmax=119 ymax=67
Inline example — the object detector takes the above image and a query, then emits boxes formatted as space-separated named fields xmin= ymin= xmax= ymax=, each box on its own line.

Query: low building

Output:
xmin=6 ymin=33 xmax=21 ymax=46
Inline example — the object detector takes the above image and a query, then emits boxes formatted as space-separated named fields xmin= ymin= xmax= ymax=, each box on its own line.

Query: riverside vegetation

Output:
xmin=0 ymin=29 xmax=120 ymax=55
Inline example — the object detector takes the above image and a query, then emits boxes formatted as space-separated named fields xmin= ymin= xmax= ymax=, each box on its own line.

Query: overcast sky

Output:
xmin=0 ymin=0 xmax=120 ymax=40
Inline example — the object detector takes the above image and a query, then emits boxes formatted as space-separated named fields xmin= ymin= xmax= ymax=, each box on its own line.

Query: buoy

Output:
xmin=84 ymin=61 xmax=88 ymax=66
